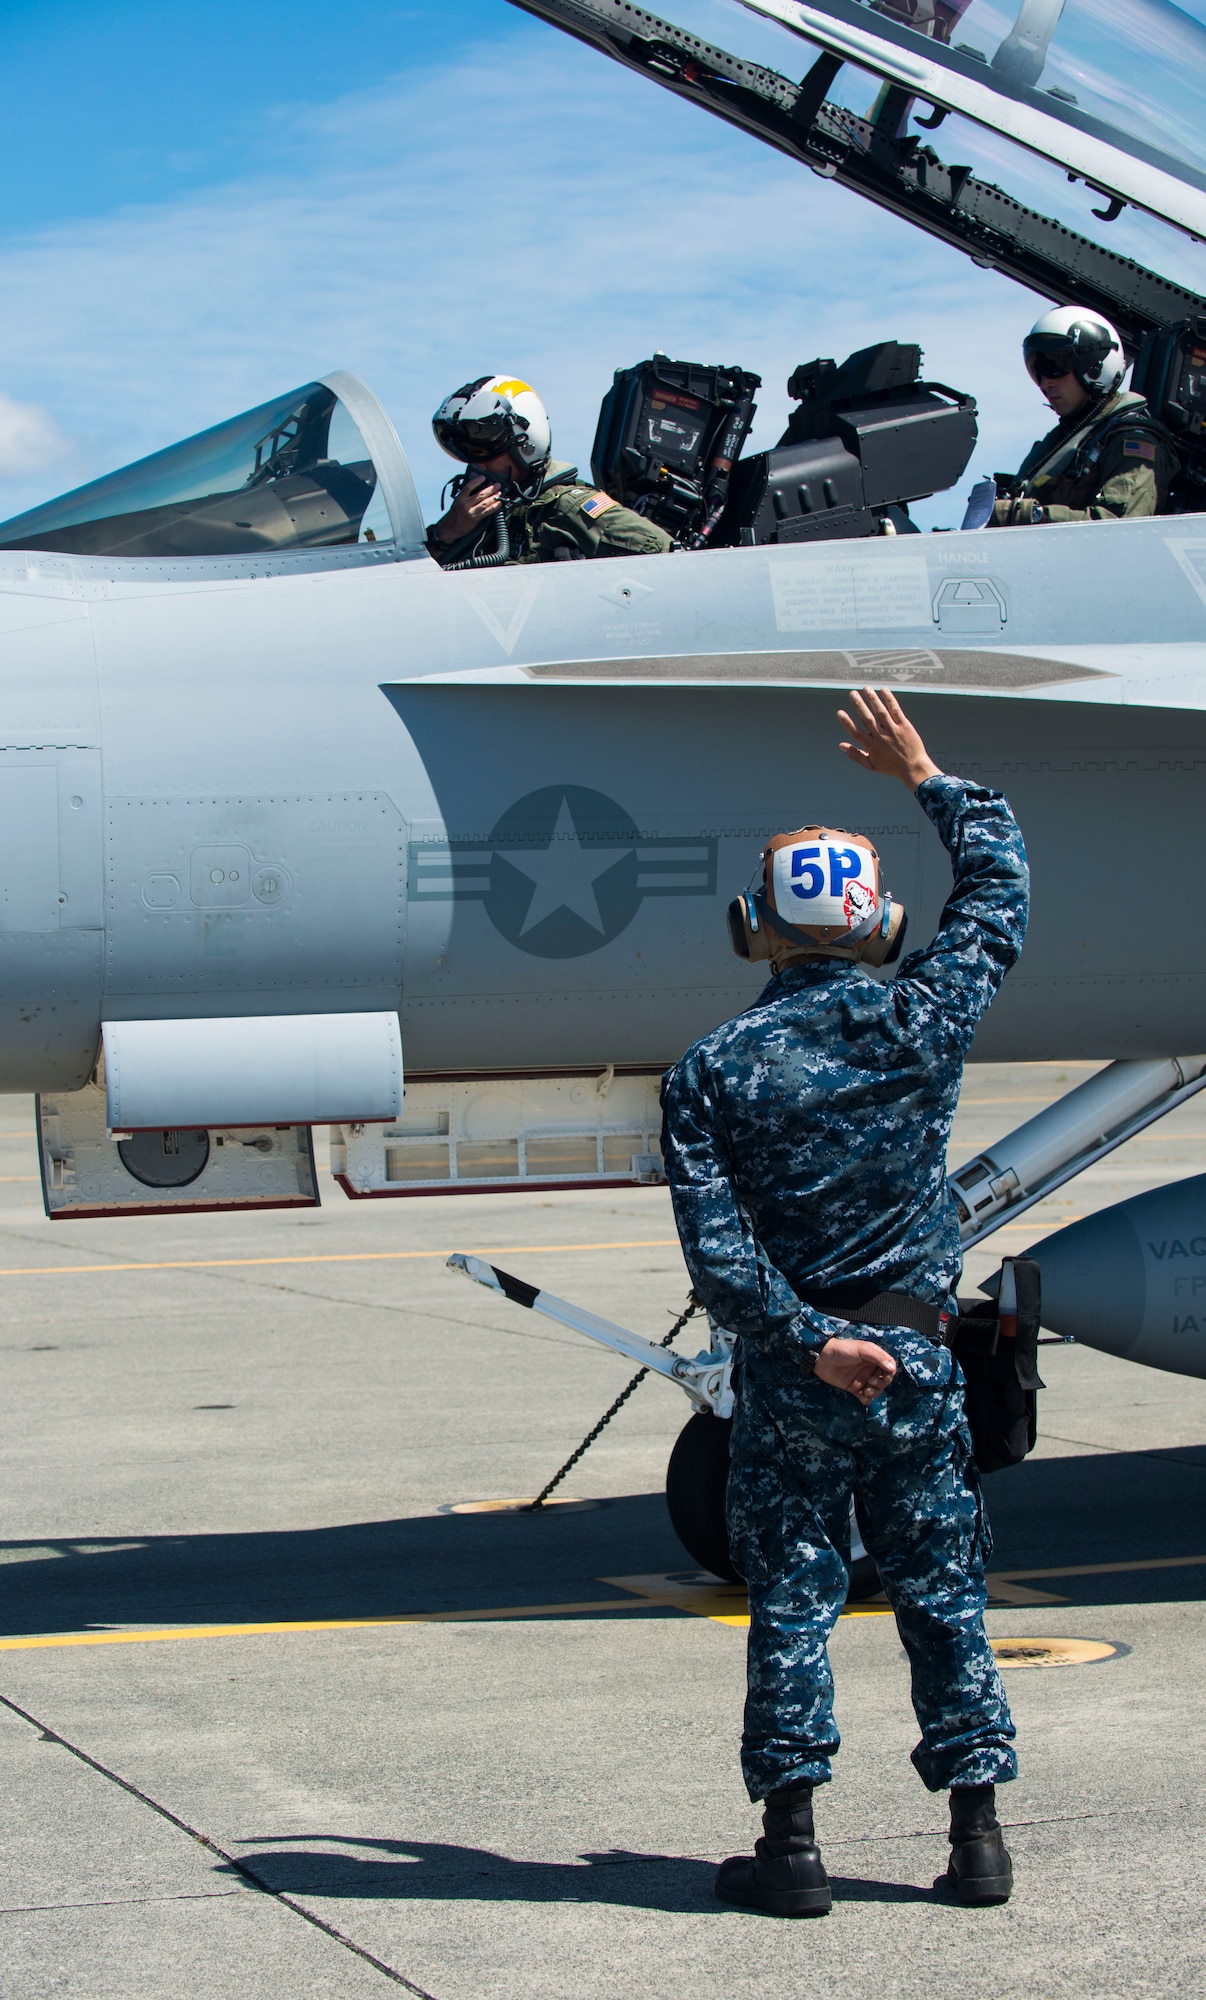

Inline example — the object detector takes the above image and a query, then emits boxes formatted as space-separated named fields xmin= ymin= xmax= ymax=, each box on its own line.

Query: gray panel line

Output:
xmin=0 ymin=1691 xmax=439 ymax=1997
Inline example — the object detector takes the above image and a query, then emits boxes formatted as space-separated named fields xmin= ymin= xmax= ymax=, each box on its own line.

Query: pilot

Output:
xmin=660 ymin=687 xmax=1028 ymax=1917
xmin=991 ymin=307 xmax=1178 ymax=525
xmin=426 ymin=375 xmax=674 ymax=567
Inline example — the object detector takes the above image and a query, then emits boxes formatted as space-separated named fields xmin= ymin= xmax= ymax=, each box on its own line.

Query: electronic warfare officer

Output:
xmin=427 ymin=375 xmax=674 ymax=567
xmin=991 ymin=307 xmax=1178 ymax=525
xmin=660 ymin=687 xmax=1029 ymax=1917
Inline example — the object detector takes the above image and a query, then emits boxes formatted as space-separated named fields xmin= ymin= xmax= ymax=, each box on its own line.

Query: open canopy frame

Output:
xmin=508 ymin=0 xmax=1206 ymax=353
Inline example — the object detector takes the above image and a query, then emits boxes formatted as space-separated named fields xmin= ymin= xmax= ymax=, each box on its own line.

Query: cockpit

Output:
xmin=0 ymin=372 xmax=421 ymax=561
xmin=5 ymin=0 xmax=1205 ymax=568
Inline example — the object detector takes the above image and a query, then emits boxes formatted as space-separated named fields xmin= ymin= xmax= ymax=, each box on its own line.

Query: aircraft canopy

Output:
xmin=742 ymin=0 xmax=1206 ymax=236
xmin=0 ymin=373 xmax=418 ymax=559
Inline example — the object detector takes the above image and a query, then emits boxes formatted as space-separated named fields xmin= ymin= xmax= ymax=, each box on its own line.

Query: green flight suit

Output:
xmin=429 ymin=461 xmax=673 ymax=566
xmin=991 ymin=389 xmax=1177 ymax=527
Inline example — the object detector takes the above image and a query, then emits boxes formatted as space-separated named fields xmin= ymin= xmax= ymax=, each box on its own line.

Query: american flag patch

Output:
xmin=1122 ymin=437 xmax=1156 ymax=460
xmin=581 ymin=491 xmax=617 ymax=518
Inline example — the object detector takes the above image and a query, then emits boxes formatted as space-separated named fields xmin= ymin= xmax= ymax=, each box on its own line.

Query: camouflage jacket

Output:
xmin=429 ymin=461 xmax=673 ymax=566
xmin=660 ymin=778 xmax=1029 ymax=1366
xmin=992 ymin=390 xmax=1178 ymax=526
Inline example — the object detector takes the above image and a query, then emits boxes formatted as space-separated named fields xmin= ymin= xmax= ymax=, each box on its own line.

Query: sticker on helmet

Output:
xmin=772 ymin=841 xmax=878 ymax=930
xmin=844 ymin=879 xmax=878 ymax=927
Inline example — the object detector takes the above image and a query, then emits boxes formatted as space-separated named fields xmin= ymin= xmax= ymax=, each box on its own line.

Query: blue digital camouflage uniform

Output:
xmin=660 ymin=776 xmax=1029 ymax=1801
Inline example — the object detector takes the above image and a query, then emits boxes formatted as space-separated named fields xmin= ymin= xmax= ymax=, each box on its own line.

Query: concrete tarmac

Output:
xmin=1 ymin=1064 xmax=1204 ymax=1998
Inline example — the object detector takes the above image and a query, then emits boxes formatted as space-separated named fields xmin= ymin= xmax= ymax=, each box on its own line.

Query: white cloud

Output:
xmin=0 ymin=392 xmax=70 ymax=482
xmin=0 ymin=14 xmax=1185 ymax=528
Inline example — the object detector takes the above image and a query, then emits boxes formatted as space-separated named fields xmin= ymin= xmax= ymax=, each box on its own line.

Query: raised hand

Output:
xmin=836 ymin=686 xmax=943 ymax=792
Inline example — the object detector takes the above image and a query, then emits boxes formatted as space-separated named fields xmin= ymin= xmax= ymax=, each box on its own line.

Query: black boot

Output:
xmin=716 ymin=1783 xmax=832 ymax=1917
xmin=946 ymin=1783 xmax=1013 ymax=1905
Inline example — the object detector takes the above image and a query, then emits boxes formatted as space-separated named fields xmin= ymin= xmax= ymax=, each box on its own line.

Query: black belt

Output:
xmin=799 ymin=1286 xmax=945 ymax=1342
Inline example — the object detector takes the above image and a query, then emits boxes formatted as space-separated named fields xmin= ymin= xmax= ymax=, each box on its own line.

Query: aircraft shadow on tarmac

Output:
xmin=1 ymin=1447 xmax=1204 ymax=1638
xmin=220 ymin=1836 xmax=939 ymax=1911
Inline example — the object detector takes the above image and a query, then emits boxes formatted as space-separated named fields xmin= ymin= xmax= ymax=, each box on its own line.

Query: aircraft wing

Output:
xmin=505 ymin=0 xmax=1206 ymax=350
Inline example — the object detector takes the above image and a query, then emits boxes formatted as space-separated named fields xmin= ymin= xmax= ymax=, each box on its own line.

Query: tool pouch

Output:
xmin=948 ymin=1257 xmax=1044 ymax=1475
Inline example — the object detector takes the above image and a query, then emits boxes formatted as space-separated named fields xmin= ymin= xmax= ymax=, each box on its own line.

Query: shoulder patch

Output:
xmin=580 ymin=491 xmax=617 ymax=519
xmin=1121 ymin=436 xmax=1157 ymax=460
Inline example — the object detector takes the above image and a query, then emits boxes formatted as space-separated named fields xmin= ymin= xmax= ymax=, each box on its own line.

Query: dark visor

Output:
xmin=1023 ymin=338 xmax=1080 ymax=382
xmin=434 ymin=412 xmax=520 ymax=463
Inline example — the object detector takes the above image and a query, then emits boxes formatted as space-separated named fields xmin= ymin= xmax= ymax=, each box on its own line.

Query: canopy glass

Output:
xmin=867 ymin=0 xmax=1206 ymax=180
xmin=0 ymin=381 xmax=394 ymax=558
xmin=741 ymin=0 xmax=1206 ymax=224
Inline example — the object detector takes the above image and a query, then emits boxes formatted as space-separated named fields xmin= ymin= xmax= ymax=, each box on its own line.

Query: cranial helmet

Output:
xmin=1022 ymin=307 xmax=1126 ymax=398
xmin=727 ymin=826 xmax=907 ymax=966
xmin=432 ymin=375 xmax=552 ymax=470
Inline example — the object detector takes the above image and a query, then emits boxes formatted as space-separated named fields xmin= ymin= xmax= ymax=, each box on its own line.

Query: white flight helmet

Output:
xmin=432 ymin=375 xmax=552 ymax=471
xmin=727 ymin=825 xmax=907 ymax=966
xmin=1022 ymin=307 xmax=1126 ymax=398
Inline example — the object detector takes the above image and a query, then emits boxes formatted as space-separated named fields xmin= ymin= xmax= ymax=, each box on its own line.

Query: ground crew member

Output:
xmin=427 ymin=375 xmax=673 ymax=566
xmin=660 ymin=687 xmax=1029 ymax=1916
xmin=991 ymin=307 xmax=1177 ymax=525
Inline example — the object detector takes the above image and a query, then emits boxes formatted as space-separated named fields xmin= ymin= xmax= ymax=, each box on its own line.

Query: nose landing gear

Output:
xmin=448 ymin=1255 xmax=884 ymax=1601
xmin=665 ymin=1410 xmax=883 ymax=1601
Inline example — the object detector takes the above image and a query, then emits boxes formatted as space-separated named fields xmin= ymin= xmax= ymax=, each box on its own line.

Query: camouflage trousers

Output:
xmin=727 ymin=1332 xmax=1017 ymax=1800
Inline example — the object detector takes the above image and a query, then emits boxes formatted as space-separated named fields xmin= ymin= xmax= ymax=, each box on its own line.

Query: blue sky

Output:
xmin=0 ymin=0 xmax=1202 ymax=531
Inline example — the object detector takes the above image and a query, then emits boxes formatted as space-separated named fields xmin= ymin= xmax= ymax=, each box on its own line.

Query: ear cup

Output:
xmin=862 ymin=901 xmax=908 ymax=966
xmin=727 ymin=892 xmax=775 ymax=961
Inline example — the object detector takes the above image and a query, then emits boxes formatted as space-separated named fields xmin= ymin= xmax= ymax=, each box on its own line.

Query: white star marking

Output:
xmin=514 ymin=796 xmax=630 ymax=937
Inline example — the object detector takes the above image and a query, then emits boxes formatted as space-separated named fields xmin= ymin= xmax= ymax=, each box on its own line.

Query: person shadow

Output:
xmin=223 ymin=1835 xmax=937 ymax=1912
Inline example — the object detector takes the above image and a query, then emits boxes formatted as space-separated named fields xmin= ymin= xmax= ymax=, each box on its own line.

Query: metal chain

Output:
xmin=526 ymin=1295 xmax=703 ymax=1511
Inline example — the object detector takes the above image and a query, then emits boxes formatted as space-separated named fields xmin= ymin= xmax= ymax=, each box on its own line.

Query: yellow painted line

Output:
xmin=0 ymin=1239 xmax=681 ymax=1279
xmin=0 ymin=1176 xmax=36 ymax=1182
xmin=994 ymin=1553 xmax=1206 ymax=1583
xmin=0 ymin=1600 xmax=664 ymax=1652
xmin=987 ymin=1577 xmax=1067 ymax=1606
xmin=3 ymin=1551 xmax=1193 ymax=1654
xmin=0 ymin=1209 xmax=1119 ymax=1273
xmin=957 ymin=1096 xmax=1060 ymax=1107
xmin=985 ymin=1550 xmax=1206 ymax=1606
xmin=1129 ymin=1133 xmax=1206 ymax=1142
xmin=606 ymin=1572 xmax=754 ymax=1628
xmin=603 ymin=1571 xmax=892 ymax=1629
xmin=989 ymin=1216 xmax=1083 ymax=1231
xmin=0 ymin=1596 xmax=893 ymax=1651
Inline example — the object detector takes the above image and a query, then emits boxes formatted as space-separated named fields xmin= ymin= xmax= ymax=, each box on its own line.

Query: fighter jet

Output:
xmin=2 ymin=2 xmax=1205 ymax=1565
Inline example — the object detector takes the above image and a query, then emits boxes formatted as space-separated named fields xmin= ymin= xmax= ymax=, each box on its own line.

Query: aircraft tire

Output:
xmin=665 ymin=1412 xmax=742 ymax=1583
xmin=845 ymin=1553 xmax=883 ymax=1600
xmin=665 ymin=1412 xmax=885 ymax=1601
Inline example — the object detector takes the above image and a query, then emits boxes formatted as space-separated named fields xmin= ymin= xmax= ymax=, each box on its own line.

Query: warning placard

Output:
xmin=771 ymin=554 xmax=932 ymax=634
